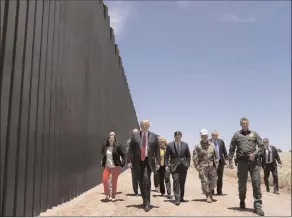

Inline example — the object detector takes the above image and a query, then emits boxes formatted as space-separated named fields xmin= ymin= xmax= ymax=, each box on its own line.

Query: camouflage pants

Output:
xmin=198 ymin=166 xmax=217 ymax=194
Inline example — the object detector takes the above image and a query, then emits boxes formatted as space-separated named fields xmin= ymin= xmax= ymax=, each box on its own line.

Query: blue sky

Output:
xmin=106 ymin=1 xmax=291 ymax=151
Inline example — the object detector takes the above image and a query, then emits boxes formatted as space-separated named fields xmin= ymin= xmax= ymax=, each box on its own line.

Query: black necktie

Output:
xmin=176 ymin=143 xmax=180 ymax=156
xmin=267 ymin=147 xmax=271 ymax=162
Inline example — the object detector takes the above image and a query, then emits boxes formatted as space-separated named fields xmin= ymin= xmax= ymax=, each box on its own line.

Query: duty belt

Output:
xmin=237 ymin=155 xmax=257 ymax=162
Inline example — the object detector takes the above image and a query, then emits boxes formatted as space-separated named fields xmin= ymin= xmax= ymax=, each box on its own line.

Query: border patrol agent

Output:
xmin=228 ymin=117 xmax=265 ymax=216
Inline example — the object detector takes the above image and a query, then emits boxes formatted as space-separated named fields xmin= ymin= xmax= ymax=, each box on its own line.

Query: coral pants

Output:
xmin=102 ymin=167 xmax=120 ymax=197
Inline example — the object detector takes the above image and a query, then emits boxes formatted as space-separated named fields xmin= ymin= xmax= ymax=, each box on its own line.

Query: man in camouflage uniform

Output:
xmin=193 ymin=129 xmax=219 ymax=203
xmin=228 ymin=117 xmax=265 ymax=216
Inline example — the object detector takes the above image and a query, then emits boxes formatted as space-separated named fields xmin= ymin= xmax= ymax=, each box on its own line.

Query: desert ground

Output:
xmin=41 ymin=153 xmax=291 ymax=217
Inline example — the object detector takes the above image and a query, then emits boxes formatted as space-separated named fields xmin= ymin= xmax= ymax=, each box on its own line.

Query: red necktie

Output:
xmin=141 ymin=133 xmax=146 ymax=161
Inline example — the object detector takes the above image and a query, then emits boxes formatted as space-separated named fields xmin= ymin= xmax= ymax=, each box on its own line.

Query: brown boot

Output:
xmin=206 ymin=193 xmax=212 ymax=203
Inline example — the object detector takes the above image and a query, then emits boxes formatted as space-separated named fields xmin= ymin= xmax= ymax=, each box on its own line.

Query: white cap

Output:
xmin=200 ymin=129 xmax=209 ymax=136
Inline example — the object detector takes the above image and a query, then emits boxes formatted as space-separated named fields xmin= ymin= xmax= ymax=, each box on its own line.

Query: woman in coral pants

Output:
xmin=101 ymin=132 xmax=126 ymax=202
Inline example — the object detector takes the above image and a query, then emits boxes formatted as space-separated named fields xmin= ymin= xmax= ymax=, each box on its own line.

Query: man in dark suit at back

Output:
xmin=260 ymin=138 xmax=282 ymax=194
xmin=127 ymin=120 xmax=160 ymax=212
xmin=165 ymin=131 xmax=191 ymax=205
xmin=128 ymin=128 xmax=140 ymax=196
xmin=209 ymin=130 xmax=228 ymax=195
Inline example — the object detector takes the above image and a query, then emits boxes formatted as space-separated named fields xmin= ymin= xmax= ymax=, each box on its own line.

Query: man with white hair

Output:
xmin=193 ymin=129 xmax=219 ymax=203
xmin=127 ymin=120 xmax=160 ymax=212
xmin=209 ymin=130 xmax=228 ymax=196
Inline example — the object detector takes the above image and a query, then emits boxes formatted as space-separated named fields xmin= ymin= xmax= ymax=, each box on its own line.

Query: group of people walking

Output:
xmin=100 ymin=118 xmax=283 ymax=216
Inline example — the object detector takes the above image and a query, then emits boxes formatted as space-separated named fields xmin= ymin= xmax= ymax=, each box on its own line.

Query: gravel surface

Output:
xmin=40 ymin=167 xmax=291 ymax=216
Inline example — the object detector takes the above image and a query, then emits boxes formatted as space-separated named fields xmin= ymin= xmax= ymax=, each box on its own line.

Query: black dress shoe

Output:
xmin=181 ymin=199 xmax=187 ymax=202
xmin=240 ymin=201 xmax=246 ymax=209
xmin=217 ymin=192 xmax=223 ymax=196
xmin=175 ymin=201 xmax=180 ymax=205
xmin=144 ymin=205 xmax=150 ymax=212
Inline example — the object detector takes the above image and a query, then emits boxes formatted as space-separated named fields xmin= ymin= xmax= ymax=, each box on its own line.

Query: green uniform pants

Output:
xmin=237 ymin=160 xmax=262 ymax=209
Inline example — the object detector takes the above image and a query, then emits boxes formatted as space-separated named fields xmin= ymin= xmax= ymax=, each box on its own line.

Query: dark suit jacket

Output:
xmin=260 ymin=145 xmax=282 ymax=168
xmin=127 ymin=131 xmax=160 ymax=173
xmin=101 ymin=142 xmax=126 ymax=167
xmin=209 ymin=138 xmax=228 ymax=164
xmin=165 ymin=141 xmax=191 ymax=173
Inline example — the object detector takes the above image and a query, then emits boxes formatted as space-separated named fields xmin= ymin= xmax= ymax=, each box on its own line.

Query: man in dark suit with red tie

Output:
xmin=260 ymin=138 xmax=282 ymax=194
xmin=127 ymin=120 xmax=160 ymax=212
xmin=209 ymin=130 xmax=228 ymax=195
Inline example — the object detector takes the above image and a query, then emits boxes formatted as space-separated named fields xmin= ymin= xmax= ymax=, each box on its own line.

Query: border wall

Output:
xmin=0 ymin=0 xmax=138 ymax=216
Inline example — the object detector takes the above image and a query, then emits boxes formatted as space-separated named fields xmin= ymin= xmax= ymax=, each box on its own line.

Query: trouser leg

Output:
xmin=102 ymin=167 xmax=110 ymax=195
xmin=248 ymin=161 xmax=262 ymax=209
xmin=208 ymin=166 xmax=217 ymax=193
xmin=199 ymin=167 xmax=209 ymax=194
xmin=154 ymin=172 xmax=159 ymax=188
xmin=131 ymin=168 xmax=139 ymax=194
xmin=271 ymin=165 xmax=279 ymax=191
xmin=165 ymin=170 xmax=171 ymax=195
xmin=139 ymin=159 xmax=152 ymax=206
xmin=179 ymin=169 xmax=187 ymax=200
xmin=237 ymin=161 xmax=249 ymax=201
xmin=263 ymin=165 xmax=271 ymax=191
xmin=158 ymin=167 xmax=166 ymax=194
xmin=217 ymin=161 xmax=224 ymax=194
xmin=172 ymin=171 xmax=180 ymax=202
xmin=111 ymin=167 xmax=121 ymax=198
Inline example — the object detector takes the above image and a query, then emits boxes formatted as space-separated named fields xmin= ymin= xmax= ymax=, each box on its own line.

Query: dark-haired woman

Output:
xmin=101 ymin=132 xmax=126 ymax=202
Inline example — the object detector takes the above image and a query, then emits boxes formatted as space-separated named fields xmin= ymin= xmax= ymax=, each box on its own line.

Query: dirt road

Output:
xmin=40 ymin=167 xmax=291 ymax=216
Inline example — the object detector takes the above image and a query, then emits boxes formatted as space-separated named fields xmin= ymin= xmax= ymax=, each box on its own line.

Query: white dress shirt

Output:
xmin=175 ymin=141 xmax=181 ymax=154
xmin=265 ymin=146 xmax=273 ymax=164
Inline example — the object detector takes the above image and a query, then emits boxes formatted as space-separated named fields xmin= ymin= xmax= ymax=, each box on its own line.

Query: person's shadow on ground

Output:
xmin=126 ymin=204 xmax=159 ymax=209
xmin=125 ymin=193 xmax=141 ymax=196
xmin=100 ymin=199 xmax=125 ymax=202
xmin=164 ymin=199 xmax=190 ymax=204
xmin=152 ymin=194 xmax=165 ymax=198
xmin=192 ymin=198 xmax=218 ymax=202
xmin=100 ymin=191 xmax=123 ymax=194
xmin=227 ymin=207 xmax=254 ymax=213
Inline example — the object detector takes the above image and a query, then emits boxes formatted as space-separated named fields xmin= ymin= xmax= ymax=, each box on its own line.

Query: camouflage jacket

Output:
xmin=193 ymin=141 xmax=219 ymax=170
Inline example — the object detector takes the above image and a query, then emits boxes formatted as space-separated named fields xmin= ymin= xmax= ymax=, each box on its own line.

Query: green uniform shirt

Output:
xmin=228 ymin=130 xmax=264 ymax=160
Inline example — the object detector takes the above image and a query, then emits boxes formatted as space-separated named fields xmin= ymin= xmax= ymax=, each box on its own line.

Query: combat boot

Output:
xmin=254 ymin=208 xmax=265 ymax=216
xmin=274 ymin=189 xmax=279 ymax=194
xmin=209 ymin=192 xmax=214 ymax=201
xmin=206 ymin=193 xmax=212 ymax=203
xmin=240 ymin=200 xmax=246 ymax=209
